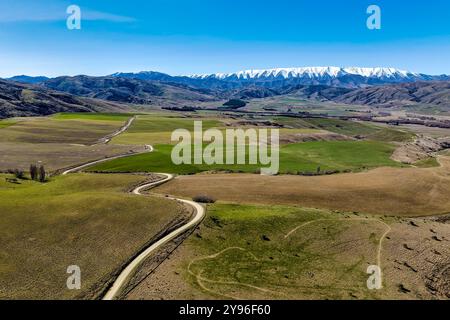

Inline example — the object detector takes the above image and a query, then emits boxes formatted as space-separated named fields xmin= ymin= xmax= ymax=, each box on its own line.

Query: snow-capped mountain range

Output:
xmin=108 ymin=67 xmax=449 ymax=89
xmin=190 ymin=66 xmax=421 ymax=80
xmin=185 ymin=66 xmax=449 ymax=88
xmin=6 ymin=66 xmax=450 ymax=90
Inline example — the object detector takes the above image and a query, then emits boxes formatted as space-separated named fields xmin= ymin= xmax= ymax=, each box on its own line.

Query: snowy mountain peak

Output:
xmin=189 ymin=66 xmax=420 ymax=81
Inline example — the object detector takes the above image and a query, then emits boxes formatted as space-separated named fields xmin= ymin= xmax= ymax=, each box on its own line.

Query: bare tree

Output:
xmin=38 ymin=165 xmax=46 ymax=183
xmin=30 ymin=164 xmax=38 ymax=181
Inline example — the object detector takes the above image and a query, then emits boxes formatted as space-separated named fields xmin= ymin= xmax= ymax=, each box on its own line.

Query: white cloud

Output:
xmin=82 ymin=10 xmax=136 ymax=23
xmin=0 ymin=4 xmax=136 ymax=23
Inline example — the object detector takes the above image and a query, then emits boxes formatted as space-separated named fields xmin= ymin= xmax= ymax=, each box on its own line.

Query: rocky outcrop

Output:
xmin=392 ymin=135 xmax=450 ymax=164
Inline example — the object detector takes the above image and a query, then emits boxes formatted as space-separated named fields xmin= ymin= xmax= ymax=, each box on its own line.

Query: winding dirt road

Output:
xmin=104 ymin=174 xmax=205 ymax=300
xmin=61 ymin=119 xmax=206 ymax=300
xmin=95 ymin=116 xmax=136 ymax=145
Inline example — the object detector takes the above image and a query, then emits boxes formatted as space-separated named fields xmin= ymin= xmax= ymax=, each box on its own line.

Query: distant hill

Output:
xmin=279 ymin=85 xmax=353 ymax=101
xmin=0 ymin=79 xmax=127 ymax=118
xmin=333 ymin=81 xmax=450 ymax=109
xmin=230 ymin=86 xmax=280 ymax=99
xmin=6 ymin=75 xmax=49 ymax=84
xmin=110 ymin=71 xmax=175 ymax=82
xmin=39 ymin=76 xmax=450 ymax=111
xmin=41 ymin=75 xmax=220 ymax=106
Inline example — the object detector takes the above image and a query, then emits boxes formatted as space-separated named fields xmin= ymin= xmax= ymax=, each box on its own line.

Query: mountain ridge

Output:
xmin=6 ymin=75 xmax=50 ymax=84
xmin=40 ymin=75 xmax=220 ymax=106
xmin=6 ymin=66 xmax=450 ymax=90
xmin=110 ymin=67 xmax=450 ymax=89
xmin=2 ymin=68 xmax=449 ymax=118
xmin=0 ymin=79 xmax=127 ymax=118
xmin=333 ymin=81 xmax=450 ymax=108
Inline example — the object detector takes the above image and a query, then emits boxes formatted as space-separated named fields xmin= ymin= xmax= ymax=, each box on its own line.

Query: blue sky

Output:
xmin=0 ymin=0 xmax=449 ymax=77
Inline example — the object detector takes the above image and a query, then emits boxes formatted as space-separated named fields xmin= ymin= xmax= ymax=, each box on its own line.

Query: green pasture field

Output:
xmin=88 ymin=140 xmax=403 ymax=175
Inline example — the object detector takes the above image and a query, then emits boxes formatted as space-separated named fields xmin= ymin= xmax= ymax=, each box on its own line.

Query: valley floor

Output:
xmin=1 ymin=112 xmax=449 ymax=300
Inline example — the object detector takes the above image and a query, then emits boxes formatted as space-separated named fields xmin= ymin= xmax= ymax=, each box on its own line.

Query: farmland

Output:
xmin=0 ymin=173 xmax=188 ymax=299
xmin=0 ymin=114 xmax=127 ymax=144
xmin=152 ymin=156 xmax=450 ymax=216
xmin=111 ymin=114 xmax=225 ymax=145
xmin=0 ymin=113 xmax=143 ymax=171
xmin=89 ymin=140 xmax=402 ymax=175
xmin=1 ymin=111 xmax=448 ymax=301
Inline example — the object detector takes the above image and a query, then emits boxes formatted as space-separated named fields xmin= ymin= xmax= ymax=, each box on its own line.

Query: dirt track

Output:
xmin=62 ymin=145 xmax=206 ymax=300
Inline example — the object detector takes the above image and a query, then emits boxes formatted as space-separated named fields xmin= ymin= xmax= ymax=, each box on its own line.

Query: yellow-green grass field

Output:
xmin=127 ymin=201 xmax=450 ymax=300
xmin=52 ymin=112 xmax=133 ymax=122
xmin=413 ymin=157 xmax=440 ymax=168
xmin=183 ymin=203 xmax=390 ymax=300
xmin=0 ymin=114 xmax=130 ymax=145
xmin=111 ymin=114 xmax=225 ymax=145
xmin=0 ymin=119 xmax=17 ymax=129
xmin=0 ymin=173 xmax=186 ymax=299
xmin=110 ymin=114 xmax=413 ymax=146
xmin=0 ymin=113 xmax=144 ymax=172
xmin=0 ymin=142 xmax=144 ymax=172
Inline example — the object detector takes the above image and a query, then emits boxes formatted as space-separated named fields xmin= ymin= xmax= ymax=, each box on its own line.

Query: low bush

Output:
xmin=193 ymin=195 xmax=216 ymax=204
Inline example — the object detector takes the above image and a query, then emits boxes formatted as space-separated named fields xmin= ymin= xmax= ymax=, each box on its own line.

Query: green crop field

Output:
xmin=88 ymin=140 xmax=403 ymax=175
xmin=0 ymin=173 xmax=186 ymax=299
